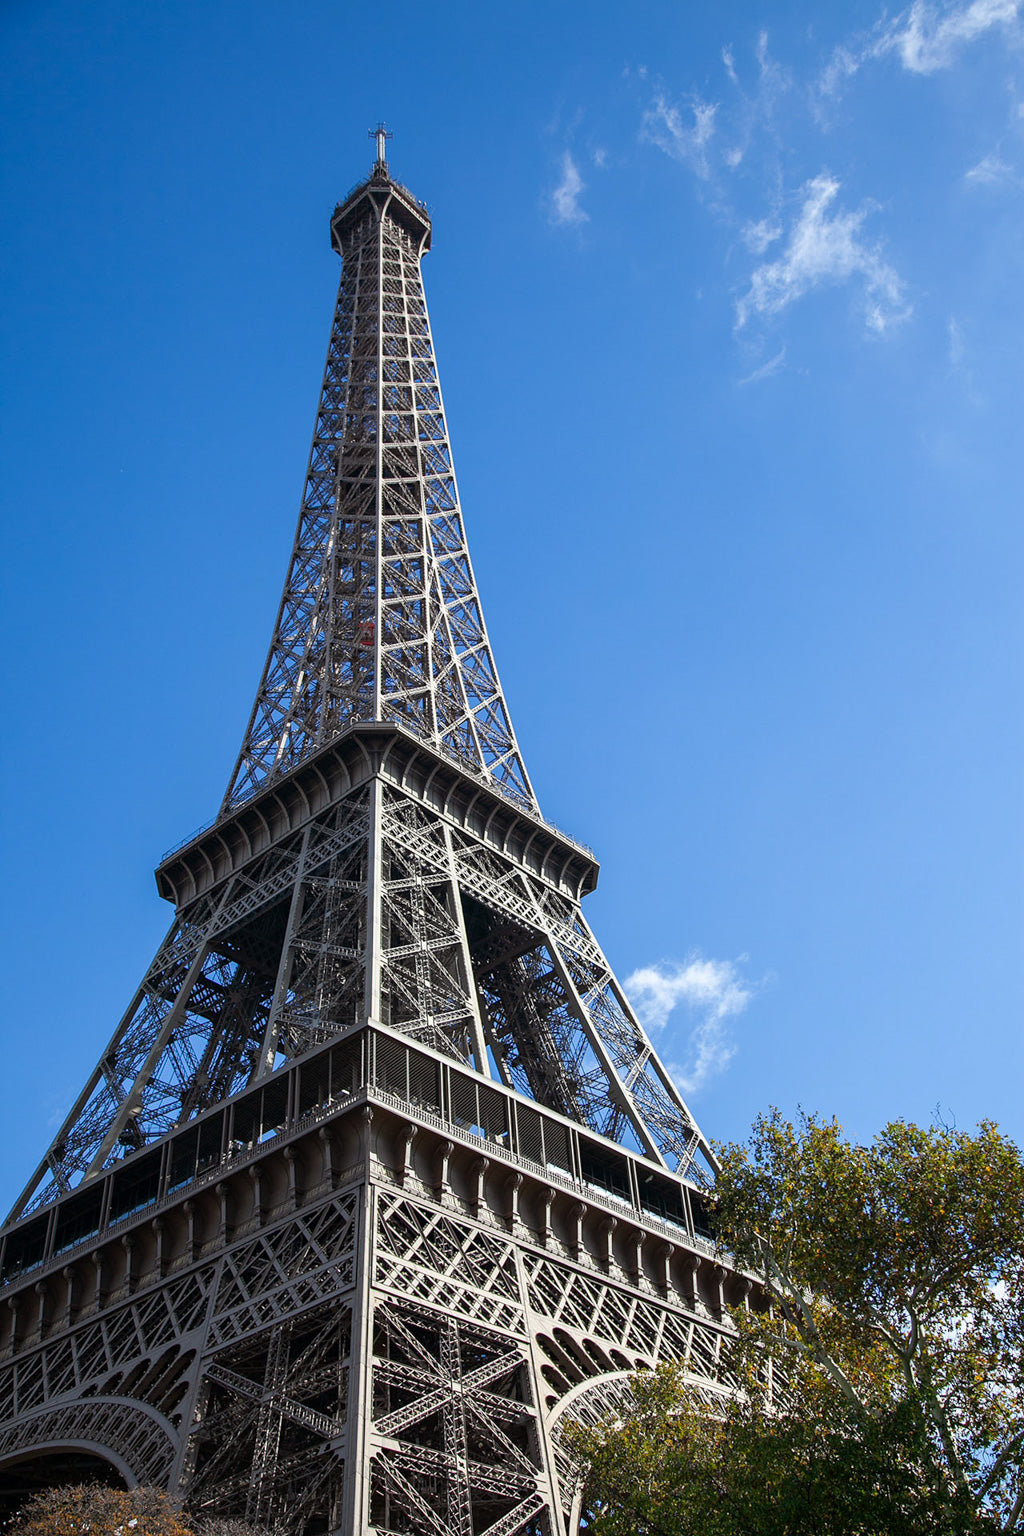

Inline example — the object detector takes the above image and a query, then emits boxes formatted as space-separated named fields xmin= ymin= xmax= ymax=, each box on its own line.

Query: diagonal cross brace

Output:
xmin=205 ymin=1361 xmax=338 ymax=1440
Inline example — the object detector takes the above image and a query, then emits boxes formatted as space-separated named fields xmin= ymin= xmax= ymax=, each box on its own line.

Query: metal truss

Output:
xmin=0 ymin=1107 xmax=748 ymax=1531
xmin=380 ymin=788 xmax=710 ymax=1176
xmin=222 ymin=164 xmax=534 ymax=817
xmin=6 ymin=152 xmax=712 ymax=1223
xmin=0 ymin=149 xmax=743 ymax=1529
xmin=11 ymin=769 xmax=712 ymax=1220
xmin=9 ymin=796 xmax=372 ymax=1216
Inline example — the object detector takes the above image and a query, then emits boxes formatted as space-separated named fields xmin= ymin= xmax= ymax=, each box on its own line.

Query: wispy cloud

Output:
xmin=46 ymin=1091 xmax=73 ymax=1130
xmin=820 ymin=0 xmax=1022 ymax=97
xmin=755 ymin=28 xmax=792 ymax=96
xmin=742 ymin=217 xmax=783 ymax=254
xmin=891 ymin=0 xmax=1021 ymax=73
xmin=736 ymin=174 xmax=910 ymax=333
xmin=631 ymin=8 xmax=1007 ymax=350
xmin=965 ymin=150 xmax=1020 ymax=184
xmin=642 ymin=94 xmax=718 ymax=178
xmin=738 ymin=345 xmax=787 ymax=384
xmin=624 ymin=954 xmax=754 ymax=1094
xmin=551 ymin=152 xmax=588 ymax=225
xmin=947 ymin=316 xmax=985 ymax=402
xmin=638 ymin=34 xmax=790 ymax=192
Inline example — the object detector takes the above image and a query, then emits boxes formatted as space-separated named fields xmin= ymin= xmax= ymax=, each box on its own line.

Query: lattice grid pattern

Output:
xmin=222 ymin=171 xmax=534 ymax=815
xmin=0 ymin=156 xmax=743 ymax=1532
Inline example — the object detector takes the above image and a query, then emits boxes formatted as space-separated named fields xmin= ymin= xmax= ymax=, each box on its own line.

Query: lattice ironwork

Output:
xmin=0 ymin=143 xmax=746 ymax=1533
xmin=222 ymin=164 xmax=534 ymax=816
xmin=187 ymin=1301 xmax=351 ymax=1528
xmin=370 ymin=1299 xmax=546 ymax=1536
xmin=12 ymin=797 xmax=371 ymax=1216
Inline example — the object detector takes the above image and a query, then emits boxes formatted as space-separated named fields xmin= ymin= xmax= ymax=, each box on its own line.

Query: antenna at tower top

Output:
xmin=369 ymin=121 xmax=393 ymax=170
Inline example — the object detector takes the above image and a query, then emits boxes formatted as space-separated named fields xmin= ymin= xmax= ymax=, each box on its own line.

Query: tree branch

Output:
xmin=916 ymin=1348 xmax=970 ymax=1499
xmin=759 ymin=1246 xmax=870 ymax=1424
xmin=1002 ymin=1479 xmax=1024 ymax=1536
xmin=979 ymin=1424 xmax=1024 ymax=1500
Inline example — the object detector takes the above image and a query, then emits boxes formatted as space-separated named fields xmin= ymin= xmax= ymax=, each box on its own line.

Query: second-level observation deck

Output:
xmin=159 ymin=721 xmax=597 ymax=912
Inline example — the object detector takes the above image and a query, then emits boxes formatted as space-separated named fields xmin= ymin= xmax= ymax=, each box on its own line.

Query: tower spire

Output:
xmin=370 ymin=119 xmax=393 ymax=170
xmin=220 ymin=152 xmax=536 ymax=817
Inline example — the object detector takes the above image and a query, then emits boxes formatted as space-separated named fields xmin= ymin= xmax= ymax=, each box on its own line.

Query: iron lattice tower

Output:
xmin=0 ymin=146 xmax=748 ymax=1533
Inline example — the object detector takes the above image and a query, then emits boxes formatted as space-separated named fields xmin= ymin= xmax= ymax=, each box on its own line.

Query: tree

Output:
xmin=569 ymin=1360 xmax=971 ymax=1536
xmin=5 ymin=1485 xmax=192 ymax=1536
xmin=5 ymin=1486 xmax=264 ymax=1536
xmin=570 ymin=1113 xmax=1024 ymax=1535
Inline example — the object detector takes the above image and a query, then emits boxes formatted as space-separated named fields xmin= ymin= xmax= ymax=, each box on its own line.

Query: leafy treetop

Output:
xmin=571 ymin=1112 xmax=1024 ymax=1536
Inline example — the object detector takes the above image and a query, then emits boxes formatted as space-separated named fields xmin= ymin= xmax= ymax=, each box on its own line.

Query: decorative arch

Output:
xmin=0 ymin=1396 xmax=178 ymax=1494
xmin=547 ymin=1369 xmax=635 ymax=1536
xmin=547 ymin=1365 xmax=736 ymax=1535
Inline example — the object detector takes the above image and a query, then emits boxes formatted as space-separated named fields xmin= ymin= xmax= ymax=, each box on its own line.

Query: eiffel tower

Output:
xmin=0 ymin=135 xmax=748 ymax=1533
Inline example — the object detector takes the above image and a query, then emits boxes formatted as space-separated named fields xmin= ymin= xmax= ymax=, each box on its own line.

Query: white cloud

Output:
xmin=965 ymin=151 xmax=1019 ymax=183
xmin=624 ymin=955 xmax=753 ymax=1094
xmin=641 ymin=35 xmax=789 ymax=184
xmin=736 ymin=174 xmax=910 ymax=333
xmin=817 ymin=43 xmax=868 ymax=100
xmin=642 ymin=94 xmax=718 ymax=178
xmin=890 ymin=0 xmax=1021 ymax=73
xmin=819 ymin=0 xmax=1021 ymax=97
xmin=755 ymin=27 xmax=791 ymax=94
xmin=551 ymin=152 xmax=588 ymax=225
xmin=738 ymin=345 xmax=787 ymax=384
xmin=742 ymin=217 xmax=783 ymax=254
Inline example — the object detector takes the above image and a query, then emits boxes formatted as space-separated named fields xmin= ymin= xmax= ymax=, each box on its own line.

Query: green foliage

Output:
xmin=569 ymin=1363 xmax=983 ymax=1535
xmin=572 ymin=1113 xmax=1024 ymax=1535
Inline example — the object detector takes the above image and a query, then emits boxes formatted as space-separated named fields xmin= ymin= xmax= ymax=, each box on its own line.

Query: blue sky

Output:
xmin=2 ymin=0 xmax=1022 ymax=1213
